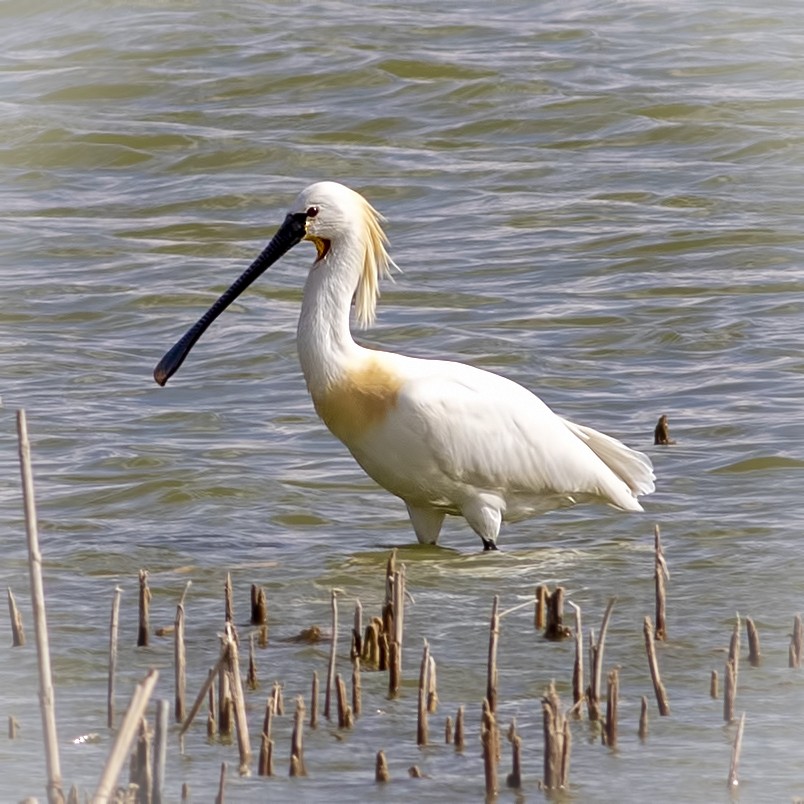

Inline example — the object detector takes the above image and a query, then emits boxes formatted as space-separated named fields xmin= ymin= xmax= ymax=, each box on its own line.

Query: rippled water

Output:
xmin=2 ymin=1 xmax=804 ymax=801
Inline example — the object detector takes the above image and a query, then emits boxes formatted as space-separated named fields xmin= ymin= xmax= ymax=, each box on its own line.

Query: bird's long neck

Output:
xmin=296 ymin=246 xmax=363 ymax=396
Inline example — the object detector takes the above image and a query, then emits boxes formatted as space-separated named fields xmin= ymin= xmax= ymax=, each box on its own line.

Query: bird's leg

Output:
xmin=406 ymin=503 xmax=445 ymax=546
xmin=462 ymin=497 xmax=503 ymax=552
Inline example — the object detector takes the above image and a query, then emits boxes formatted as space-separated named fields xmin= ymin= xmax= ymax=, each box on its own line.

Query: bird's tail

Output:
xmin=564 ymin=420 xmax=656 ymax=510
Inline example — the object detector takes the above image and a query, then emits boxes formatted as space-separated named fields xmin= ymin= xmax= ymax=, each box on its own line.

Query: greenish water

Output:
xmin=2 ymin=1 xmax=804 ymax=801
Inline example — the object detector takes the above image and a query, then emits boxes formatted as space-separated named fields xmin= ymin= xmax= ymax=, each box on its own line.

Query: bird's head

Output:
xmin=153 ymin=181 xmax=394 ymax=386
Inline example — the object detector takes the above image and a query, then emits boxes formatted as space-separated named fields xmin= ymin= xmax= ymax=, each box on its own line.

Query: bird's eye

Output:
xmin=306 ymin=206 xmax=319 ymax=218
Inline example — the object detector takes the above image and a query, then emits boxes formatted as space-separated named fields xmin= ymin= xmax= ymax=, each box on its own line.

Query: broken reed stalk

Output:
xmin=427 ymin=655 xmax=438 ymax=714
xmin=535 ymin=584 xmax=548 ymax=630
xmin=214 ymin=761 xmax=227 ymax=804
xmin=545 ymin=586 xmax=571 ymax=640
xmin=643 ymin=616 xmax=670 ymax=716
xmin=481 ymin=699 xmax=498 ymax=797
xmin=258 ymin=731 xmax=274 ymax=777
xmin=724 ymin=615 xmax=740 ymax=723
xmin=250 ymin=584 xmax=267 ymax=626
xmin=375 ymin=750 xmax=390 ymax=783
xmin=225 ymin=624 xmax=252 ymax=775
xmin=604 ymin=668 xmax=619 ymax=748
xmin=506 ymin=719 xmax=522 ymax=790
xmin=224 ymin=572 xmax=234 ymax=625
xmin=310 ymin=671 xmax=319 ymax=729
xmin=710 ymin=670 xmax=719 ymax=699
xmin=569 ymin=601 xmax=584 ymax=711
xmin=790 ymin=614 xmax=803 ymax=668
xmin=745 ymin=616 xmax=761 ymax=667
xmin=8 ymin=715 xmax=19 ymax=739
xmin=174 ymin=600 xmax=186 ymax=723
xmin=445 ymin=716 xmax=453 ymax=744
xmin=94 ymin=668 xmax=159 ymax=803
xmin=487 ymin=595 xmax=500 ymax=714
xmin=130 ymin=716 xmax=152 ymax=800
xmin=7 ymin=587 xmax=25 ymax=647
xmin=723 ymin=658 xmax=737 ymax=723
xmin=417 ymin=640 xmax=430 ymax=746
xmin=107 ymin=585 xmax=122 ymax=729
xmin=289 ymin=695 xmax=307 ymax=777
xmin=454 ymin=705 xmax=465 ymax=752
xmin=218 ymin=655 xmax=233 ymax=738
xmin=153 ymin=699 xmax=168 ymax=804
xmin=180 ymin=657 xmax=227 ymax=737
xmin=325 ymin=590 xmax=338 ymax=721
xmin=388 ymin=565 xmax=405 ymax=697
xmin=17 ymin=409 xmax=64 ymax=804
xmin=654 ymin=524 xmax=669 ymax=641
xmin=137 ymin=569 xmax=150 ymax=648
xmin=587 ymin=597 xmax=616 ymax=721
xmin=638 ymin=695 xmax=649 ymax=741
xmin=352 ymin=658 xmax=361 ymax=719
xmin=247 ymin=632 xmax=258 ymax=690
xmin=542 ymin=681 xmax=570 ymax=791
xmin=727 ymin=712 xmax=746 ymax=790
xmin=336 ymin=673 xmax=353 ymax=729
xmin=352 ymin=599 xmax=363 ymax=659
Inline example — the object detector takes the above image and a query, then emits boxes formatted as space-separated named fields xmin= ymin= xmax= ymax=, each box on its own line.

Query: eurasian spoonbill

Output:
xmin=154 ymin=181 xmax=655 ymax=550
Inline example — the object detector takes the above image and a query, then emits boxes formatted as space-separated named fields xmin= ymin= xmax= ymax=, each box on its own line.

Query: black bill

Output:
xmin=153 ymin=211 xmax=307 ymax=386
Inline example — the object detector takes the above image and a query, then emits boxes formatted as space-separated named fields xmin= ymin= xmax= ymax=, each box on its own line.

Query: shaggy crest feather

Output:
xmin=353 ymin=195 xmax=396 ymax=327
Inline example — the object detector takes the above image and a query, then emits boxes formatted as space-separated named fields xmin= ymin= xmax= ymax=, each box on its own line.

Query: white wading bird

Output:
xmin=154 ymin=181 xmax=655 ymax=550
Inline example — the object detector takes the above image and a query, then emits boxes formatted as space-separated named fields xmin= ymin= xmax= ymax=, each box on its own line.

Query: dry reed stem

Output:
xmin=427 ymin=655 xmax=438 ymax=714
xmin=745 ymin=617 xmax=761 ymax=667
xmin=94 ymin=668 xmax=159 ymax=803
xmin=604 ymin=668 xmax=619 ymax=748
xmin=569 ymin=601 xmax=584 ymax=710
xmin=643 ymin=616 xmax=671 ymax=716
xmin=214 ymin=761 xmax=226 ymax=804
xmin=417 ymin=640 xmax=430 ymax=746
xmin=654 ymin=524 xmax=669 ymax=641
xmin=444 ymin=715 xmax=453 ymax=744
xmin=542 ymin=681 xmax=570 ymax=791
xmin=8 ymin=715 xmax=19 ymax=739
xmin=225 ymin=626 xmax=252 ymax=775
xmin=7 ymin=587 xmax=25 ymax=647
xmin=250 ymin=584 xmax=267 ymax=627
xmin=352 ymin=658 xmax=361 ymax=719
xmin=174 ymin=602 xmax=186 ymax=723
xmin=289 ymin=695 xmax=307 ymax=777
xmin=710 ymin=669 xmax=719 ymax=699
xmin=375 ymin=750 xmax=390 ymax=783
xmin=454 ymin=705 xmax=465 ymax=752
xmin=487 ymin=595 xmax=500 ymax=714
xmin=310 ymin=671 xmax=319 ymax=729
xmin=180 ymin=652 xmax=227 ymax=738
xmin=352 ymin=599 xmax=363 ymax=660
xmin=790 ymin=614 xmax=803 ymax=668
xmin=129 ymin=716 xmax=152 ymax=801
xmin=638 ymin=695 xmax=649 ymax=742
xmin=325 ymin=590 xmax=338 ymax=721
xmin=545 ymin=586 xmax=571 ymax=640
xmin=728 ymin=615 xmax=741 ymax=681
xmin=137 ymin=569 xmax=150 ymax=648
xmin=587 ymin=597 xmax=616 ymax=721
xmin=107 ymin=586 xmax=122 ymax=729
xmin=535 ymin=585 xmax=547 ymax=630
xmin=506 ymin=719 xmax=522 ymax=789
xmin=247 ymin=632 xmax=258 ymax=691
xmin=336 ymin=673 xmax=353 ymax=729
xmin=218 ymin=658 xmax=233 ymax=738
xmin=727 ymin=712 xmax=746 ymax=790
xmin=723 ymin=658 xmax=737 ymax=723
xmin=17 ymin=410 xmax=64 ymax=804
xmin=152 ymin=700 xmax=168 ymax=804
xmin=224 ymin=573 xmax=234 ymax=625
xmin=481 ymin=699 xmax=498 ymax=797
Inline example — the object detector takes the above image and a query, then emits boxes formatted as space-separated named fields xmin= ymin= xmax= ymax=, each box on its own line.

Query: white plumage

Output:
xmin=155 ymin=180 xmax=655 ymax=550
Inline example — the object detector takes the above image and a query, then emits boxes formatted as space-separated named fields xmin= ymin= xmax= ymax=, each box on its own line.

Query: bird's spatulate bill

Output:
xmin=153 ymin=212 xmax=307 ymax=386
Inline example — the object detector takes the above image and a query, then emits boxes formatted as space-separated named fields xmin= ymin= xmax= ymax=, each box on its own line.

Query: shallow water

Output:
xmin=2 ymin=1 xmax=804 ymax=801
